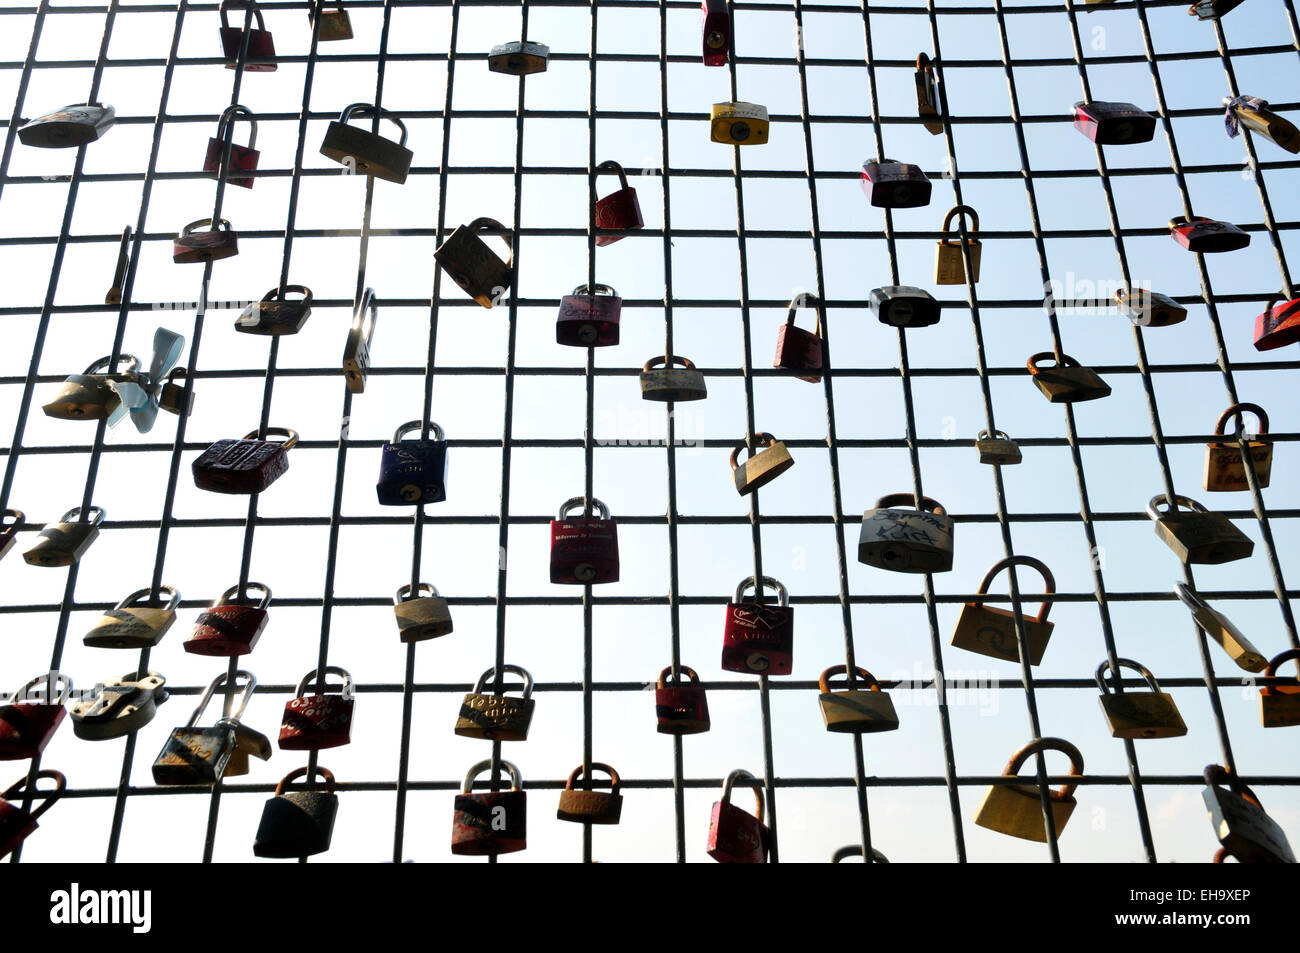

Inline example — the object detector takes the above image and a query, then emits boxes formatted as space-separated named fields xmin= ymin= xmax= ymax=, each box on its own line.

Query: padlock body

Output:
xmin=488 ymin=41 xmax=549 ymax=74
xmin=393 ymin=596 xmax=453 ymax=642
xmin=1072 ymin=102 xmax=1156 ymax=145
xmin=710 ymin=103 xmax=769 ymax=145
xmin=0 ymin=801 xmax=39 ymax=860
xmin=1253 ymin=298 xmax=1300 ymax=351
xmin=974 ymin=784 xmax=1076 ymax=842
xmin=1031 ymin=365 xmax=1111 ymax=403
xmin=707 ymin=800 xmax=767 ymax=863
xmin=377 ymin=440 xmax=448 ymax=505
xmin=254 ymin=791 xmax=338 ymax=857
xmin=435 ymin=226 xmax=513 ymax=308
xmin=23 ymin=522 xmax=99 ymax=567
xmin=1260 ymin=687 xmax=1300 ymax=728
xmin=203 ymin=138 xmax=259 ymax=189
xmin=871 ymin=286 xmax=941 ymax=328
xmin=640 ymin=367 xmax=707 ymax=402
xmin=549 ymin=517 xmax=620 ymax=585
xmin=977 ymin=437 xmax=1022 ymax=466
xmin=722 ymin=602 xmax=794 ymax=675
xmin=316 ymin=8 xmax=354 ymax=41
xmin=818 ymin=689 xmax=900 ymax=733
xmin=193 ymin=437 xmax=289 ymax=494
xmin=185 ymin=604 xmax=269 ymax=656
xmin=1204 ymin=440 xmax=1271 ymax=492
xmin=734 ymin=442 xmax=794 ymax=495
xmin=173 ymin=229 xmax=239 ymax=263
xmin=455 ymin=694 xmax=534 ymax=741
xmin=860 ymin=161 xmax=931 ymax=209
xmin=1190 ymin=605 xmax=1267 ymax=672
xmin=152 ymin=725 xmax=234 ymax=785
xmin=84 ymin=606 xmax=175 ymax=649
xmin=236 ymin=298 xmax=311 ymax=336
xmin=279 ymin=695 xmax=353 ymax=750
xmin=158 ymin=380 xmax=195 ymax=416
xmin=451 ymin=790 xmax=527 ymax=855
xmin=1203 ymin=785 xmax=1295 ymax=863
xmin=557 ymin=790 xmax=623 ymax=824
xmin=319 ymin=121 xmax=412 ymax=183
xmin=1171 ymin=218 xmax=1250 ymax=253
xmin=934 ymin=239 xmax=981 ymax=285
xmin=220 ymin=25 xmax=278 ymax=71
xmin=773 ymin=324 xmax=822 ymax=383
xmin=701 ymin=0 xmax=729 ymax=66
xmin=1235 ymin=107 xmax=1300 ymax=154
xmin=42 ymin=374 xmax=122 ymax=420
xmin=1154 ymin=511 xmax=1254 ymax=565
xmin=1098 ymin=692 xmax=1188 ymax=739
xmin=594 ymin=187 xmax=644 ymax=246
xmin=70 ymin=679 xmax=163 ymax=741
xmin=951 ymin=604 xmax=1053 ymax=666
xmin=557 ymin=292 xmax=622 ymax=347
xmin=857 ymin=507 xmax=954 ymax=573
xmin=655 ymin=684 xmax=710 ymax=734
xmin=0 ymin=704 xmax=66 ymax=760
xmin=224 ymin=722 xmax=272 ymax=779
xmin=18 ymin=105 xmax=115 ymax=148
xmin=1116 ymin=289 xmax=1186 ymax=327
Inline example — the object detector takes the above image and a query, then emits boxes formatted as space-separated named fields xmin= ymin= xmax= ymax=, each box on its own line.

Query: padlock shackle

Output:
xmin=220 ymin=0 xmax=267 ymax=32
xmin=733 ymin=574 xmax=788 ymax=607
xmin=239 ymin=426 xmax=299 ymax=451
xmin=215 ymin=580 xmax=272 ymax=610
xmin=642 ymin=355 xmax=697 ymax=373
xmin=1214 ymin=402 xmax=1268 ymax=438
xmin=785 ymin=294 xmax=823 ymax=337
xmin=262 ymin=284 xmax=312 ymax=305
xmin=392 ymin=419 xmax=446 ymax=444
xmin=473 ymin=664 xmax=534 ymax=700
xmin=1 ymin=508 xmax=24 ymax=531
xmin=188 ymin=669 xmax=256 ymax=728
xmin=832 ymin=844 xmax=889 ymax=863
xmin=563 ymin=762 xmax=620 ymax=793
xmin=1265 ymin=648 xmax=1300 ymax=680
xmin=466 ymin=217 xmax=514 ymax=265
xmin=976 ymin=429 xmax=1011 ymax=441
xmin=275 ymin=765 xmax=336 ymax=797
xmin=338 ymin=103 xmax=408 ymax=147
xmin=719 ymin=768 xmax=764 ymax=823
xmin=295 ymin=665 xmax=354 ymax=700
xmin=818 ymin=665 xmax=880 ymax=694
xmin=351 ymin=286 xmax=378 ymax=348
xmin=557 ymin=496 xmax=610 ymax=522
xmin=1026 ymin=351 xmax=1081 ymax=373
xmin=593 ymin=159 xmax=630 ymax=193
xmin=15 ymin=672 xmax=74 ymax=706
xmin=940 ymin=204 xmax=979 ymax=241
xmin=974 ymin=555 xmax=1056 ymax=623
xmin=1173 ymin=581 xmax=1210 ymax=614
xmin=463 ymin=758 xmax=522 ymax=793
xmin=1095 ymin=657 xmax=1162 ymax=696
xmin=179 ymin=218 xmax=233 ymax=237
xmin=728 ymin=432 xmax=779 ymax=471
xmin=570 ymin=283 xmax=618 ymax=298
xmin=1146 ymin=493 xmax=1209 ymax=520
xmin=1203 ymin=764 xmax=1264 ymax=810
xmin=118 ymin=584 xmax=180 ymax=612
xmin=394 ymin=581 xmax=440 ymax=604
xmin=1 ymin=769 xmax=66 ymax=823
xmin=656 ymin=665 xmax=700 ymax=688
xmin=1003 ymin=737 xmax=1084 ymax=801
xmin=84 ymin=353 xmax=142 ymax=376
xmin=216 ymin=103 xmax=257 ymax=150
xmin=56 ymin=504 xmax=106 ymax=527
xmin=871 ymin=493 xmax=947 ymax=517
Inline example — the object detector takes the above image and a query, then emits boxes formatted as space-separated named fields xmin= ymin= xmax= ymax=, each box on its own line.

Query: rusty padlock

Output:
xmin=1027 ymin=351 xmax=1111 ymax=403
xmin=973 ymin=738 xmax=1084 ymax=842
xmin=550 ymin=497 xmax=619 ymax=585
xmin=556 ymin=763 xmax=623 ymax=824
xmin=173 ymin=218 xmax=239 ymax=263
xmin=706 ymin=769 xmax=767 ymax=863
xmin=655 ymin=665 xmax=710 ymax=735
xmin=0 ymin=674 xmax=72 ymax=761
xmin=593 ymin=160 xmax=644 ymax=245
xmin=280 ymin=666 xmax=354 ymax=750
xmin=151 ymin=671 xmax=254 ymax=785
xmin=193 ymin=427 xmax=297 ymax=494
xmin=951 ymin=555 xmax=1056 ymax=666
xmin=1096 ymin=658 xmax=1188 ymax=739
xmin=731 ymin=432 xmax=794 ymax=495
xmin=773 ymin=294 xmax=823 ymax=383
xmin=817 ymin=666 xmax=899 ymax=734
xmin=184 ymin=582 xmax=272 ymax=657
xmin=640 ymin=355 xmax=707 ymax=402
xmin=435 ymin=217 xmax=514 ymax=308
xmin=204 ymin=104 xmax=259 ymax=188
xmin=1204 ymin=403 xmax=1271 ymax=492
xmin=310 ymin=0 xmax=354 ymax=41
xmin=1259 ymin=649 xmax=1300 ymax=728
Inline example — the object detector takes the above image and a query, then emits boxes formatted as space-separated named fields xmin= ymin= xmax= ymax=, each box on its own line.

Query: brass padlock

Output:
xmin=951 ymin=555 xmax=1055 ymax=665
xmin=435 ymin=217 xmax=514 ymax=308
xmin=730 ymin=433 xmax=794 ymax=495
xmin=1115 ymin=288 xmax=1187 ymax=327
xmin=1095 ymin=658 xmax=1188 ymax=739
xmin=640 ymin=355 xmax=707 ymax=402
xmin=710 ymin=102 xmax=769 ymax=145
xmin=455 ymin=665 xmax=535 ymax=740
xmin=393 ymin=582 xmax=453 ymax=642
xmin=973 ymin=738 xmax=1083 ymax=842
xmin=1224 ymin=95 xmax=1299 ymax=154
xmin=222 ymin=717 xmax=273 ymax=778
xmin=914 ymin=53 xmax=943 ymax=135
xmin=1259 ymin=649 xmax=1300 ymax=728
xmin=24 ymin=505 xmax=105 ymax=567
xmin=84 ymin=585 xmax=180 ymax=649
xmin=69 ymin=671 xmax=168 ymax=741
xmin=1204 ymin=402 xmax=1271 ymax=493
xmin=18 ymin=102 xmax=115 ymax=148
xmin=1027 ymin=351 xmax=1111 ymax=403
xmin=151 ymin=670 xmax=253 ymax=785
xmin=310 ymin=0 xmax=354 ymax=41
xmin=173 ymin=218 xmax=239 ymax=263
xmin=1202 ymin=764 xmax=1295 ymax=863
xmin=1148 ymin=493 xmax=1254 ymax=565
xmin=319 ymin=104 xmax=413 ymax=183
xmin=1175 ymin=582 xmax=1267 ymax=672
xmin=42 ymin=354 xmax=141 ymax=421
xmin=343 ymin=287 xmax=377 ymax=393
xmin=976 ymin=429 xmax=1022 ymax=466
xmin=857 ymin=494 xmax=954 ymax=574
xmin=556 ymin=763 xmax=623 ymax=825
xmin=488 ymin=40 xmax=550 ymax=75
xmin=236 ymin=285 xmax=314 ymax=336
xmin=157 ymin=368 xmax=195 ymax=417
xmin=0 ymin=510 xmax=23 ymax=563
xmin=817 ymin=665 xmax=899 ymax=734
xmin=934 ymin=205 xmax=980 ymax=284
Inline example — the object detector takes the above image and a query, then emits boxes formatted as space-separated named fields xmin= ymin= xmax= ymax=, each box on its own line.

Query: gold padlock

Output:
xmin=816 ymin=665 xmax=899 ymax=734
xmin=1175 ymin=582 xmax=1267 ymax=672
xmin=975 ymin=429 xmax=1022 ymax=466
xmin=24 ymin=505 xmax=105 ymax=567
xmin=310 ymin=0 xmax=354 ymax=41
xmin=84 ymin=585 xmax=181 ymax=649
xmin=393 ymin=582 xmax=453 ymax=642
xmin=556 ymin=763 xmax=623 ymax=824
xmin=973 ymin=738 xmax=1083 ymax=842
xmin=1224 ymin=95 xmax=1299 ymax=154
xmin=1027 ymin=351 xmax=1111 ymax=403
xmin=1204 ymin=402 xmax=1271 ymax=493
xmin=435 ymin=217 xmax=514 ymax=308
xmin=951 ymin=555 xmax=1055 ymax=665
xmin=730 ymin=433 xmax=794 ymax=495
xmin=1259 ymin=649 xmax=1300 ymax=728
xmin=455 ymin=664 xmax=535 ymax=741
xmin=914 ymin=53 xmax=943 ymax=135
xmin=934 ymin=205 xmax=980 ymax=285
xmin=1147 ymin=493 xmax=1254 ymax=565
xmin=1115 ymin=287 xmax=1187 ymax=327
xmin=42 ymin=354 xmax=141 ymax=421
xmin=1095 ymin=658 xmax=1188 ymax=739
xmin=710 ymin=102 xmax=769 ymax=145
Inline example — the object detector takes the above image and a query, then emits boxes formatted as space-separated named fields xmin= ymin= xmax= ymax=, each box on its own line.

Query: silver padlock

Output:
xmin=343 ymin=287 xmax=377 ymax=394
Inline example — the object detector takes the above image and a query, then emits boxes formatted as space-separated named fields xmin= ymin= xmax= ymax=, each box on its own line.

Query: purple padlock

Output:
xmin=376 ymin=420 xmax=448 ymax=506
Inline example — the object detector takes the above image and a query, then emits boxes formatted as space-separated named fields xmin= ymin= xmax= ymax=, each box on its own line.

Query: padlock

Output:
xmin=393 ymin=582 xmax=453 ymax=642
xmin=1071 ymin=101 xmax=1156 ymax=145
xmin=69 ymin=672 xmax=168 ymax=741
xmin=377 ymin=421 xmax=448 ymax=505
xmin=1226 ymin=95 xmax=1299 ymax=154
xmin=1202 ymin=764 xmax=1295 ymax=863
xmin=0 ymin=770 xmax=65 ymax=860
xmin=711 ymin=102 xmax=769 ymax=145
xmin=455 ymin=665 xmax=535 ymax=741
xmin=84 ymin=585 xmax=180 ymax=649
xmin=934 ymin=205 xmax=981 ymax=284
xmin=1115 ymin=287 xmax=1187 ymax=327
xmin=1175 ymin=582 xmax=1268 ymax=673
xmin=1148 ymin=493 xmax=1254 ymax=565
xmin=974 ymin=738 xmax=1083 ymax=842
xmin=915 ymin=53 xmax=943 ymax=136
xmin=310 ymin=0 xmax=354 ymax=41
xmin=655 ymin=665 xmax=710 ymax=735
xmin=860 ymin=158 xmax=931 ymax=209
xmin=42 ymin=354 xmax=141 ymax=421
xmin=593 ymin=161 xmax=644 ymax=245
xmin=556 ymin=283 xmax=621 ymax=347
xmin=1252 ymin=294 xmax=1300 ymax=351
xmin=1169 ymin=215 xmax=1250 ymax=253
xmin=451 ymin=759 xmax=527 ymax=856
xmin=0 ymin=674 xmax=72 ymax=760
xmin=1189 ymin=0 xmax=1247 ymax=19
xmin=858 ymin=494 xmax=954 ymax=573
xmin=722 ymin=576 xmax=794 ymax=676
xmin=869 ymin=286 xmax=941 ymax=328
xmin=1027 ymin=351 xmax=1111 ymax=403
xmin=17 ymin=103 xmax=116 ymax=148
xmin=280 ymin=666 xmax=354 ymax=750
xmin=831 ymin=845 xmax=890 ymax=863
xmin=253 ymin=766 xmax=339 ymax=858
xmin=236 ymin=285 xmax=314 ymax=336
xmin=223 ymin=719 xmax=272 ymax=778
xmin=1096 ymin=658 xmax=1188 ymax=739
xmin=220 ymin=0 xmax=277 ymax=71
xmin=488 ymin=40 xmax=549 ymax=75
xmin=319 ymin=104 xmax=413 ymax=183
xmin=707 ymin=769 xmax=767 ymax=863
xmin=434 ymin=217 xmax=514 ymax=308
xmin=817 ymin=665 xmax=900 ymax=734
xmin=173 ymin=218 xmax=239 ymax=263
xmin=730 ymin=433 xmax=794 ymax=495
xmin=185 ymin=582 xmax=272 ymax=657
xmin=976 ymin=430 xmax=1022 ymax=466
xmin=557 ymin=763 xmax=623 ymax=824
xmin=151 ymin=671 xmax=254 ymax=785
xmin=0 ymin=509 xmax=23 ymax=562
xmin=193 ymin=427 xmax=297 ymax=494
xmin=701 ymin=0 xmax=729 ymax=66
xmin=343 ymin=287 xmax=377 ymax=393
xmin=105 ymin=226 xmax=130 ymax=306
xmin=951 ymin=555 xmax=1056 ymax=665
xmin=550 ymin=496 xmax=620 ymax=585
xmin=1259 ymin=649 xmax=1300 ymax=728
xmin=773 ymin=295 xmax=823 ymax=383
xmin=158 ymin=368 xmax=195 ymax=417
xmin=640 ymin=355 xmax=707 ymax=402
xmin=23 ymin=505 xmax=105 ymax=567
xmin=204 ymin=104 xmax=259 ymax=189
xmin=1204 ymin=402 xmax=1271 ymax=492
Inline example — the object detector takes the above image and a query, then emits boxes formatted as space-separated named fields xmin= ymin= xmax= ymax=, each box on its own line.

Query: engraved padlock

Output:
xmin=151 ymin=670 xmax=254 ymax=785
xmin=319 ymin=103 xmax=413 ymax=183
xmin=550 ymin=497 xmax=619 ymax=585
xmin=722 ymin=575 xmax=794 ymax=676
xmin=731 ymin=432 xmax=794 ymax=495
xmin=451 ymin=759 xmax=527 ymax=856
xmin=193 ymin=427 xmax=297 ymax=494
xmin=204 ymin=104 xmax=259 ymax=189
xmin=1147 ymin=493 xmax=1254 ymax=565
xmin=1202 ymin=764 xmax=1294 ymax=863
xmin=973 ymin=738 xmax=1083 ymax=842
xmin=857 ymin=494 xmax=954 ymax=573
xmin=435 ymin=217 xmax=514 ymax=308
xmin=1175 ymin=582 xmax=1268 ymax=673
xmin=915 ymin=53 xmax=943 ymax=136
xmin=185 ymin=582 xmax=272 ymax=657
xmin=817 ymin=666 xmax=900 ymax=734
xmin=1169 ymin=215 xmax=1250 ymax=253
xmin=1252 ymin=294 xmax=1300 ymax=351
xmin=1259 ymin=649 xmax=1300 ymax=728
xmin=710 ymin=102 xmax=769 ymax=145
xmin=236 ymin=285 xmax=314 ymax=336
xmin=343 ymin=287 xmax=377 ymax=393
xmin=69 ymin=671 xmax=168 ymax=741
xmin=220 ymin=0 xmax=277 ymax=70
xmin=556 ymin=763 xmax=623 ymax=825
xmin=17 ymin=102 xmax=116 ymax=148
xmin=701 ymin=0 xmax=729 ymax=66
xmin=84 ymin=585 xmax=180 ymax=649
xmin=1224 ymin=95 xmax=1299 ymax=154
xmin=377 ymin=421 xmax=448 ymax=506
xmin=869 ymin=286 xmax=941 ymax=328
xmin=42 ymin=354 xmax=141 ymax=420
xmin=253 ymin=766 xmax=339 ymax=858
xmin=280 ymin=666 xmax=354 ymax=750
xmin=0 ymin=770 xmax=65 ymax=861
xmin=488 ymin=40 xmax=549 ymax=75
xmin=24 ymin=505 xmax=104 ymax=567
xmin=173 ymin=218 xmax=239 ymax=263
xmin=1027 ymin=351 xmax=1111 ymax=403
xmin=773 ymin=294 xmax=823 ymax=383
xmin=1115 ymin=288 xmax=1187 ymax=327
xmin=1072 ymin=101 xmax=1156 ymax=145
xmin=1096 ymin=658 xmax=1187 ymax=739
xmin=310 ymin=0 xmax=354 ymax=41
xmin=934 ymin=205 xmax=981 ymax=284
xmin=455 ymin=665 xmax=535 ymax=741
xmin=860 ymin=158 xmax=931 ymax=208
xmin=1204 ymin=402 xmax=1271 ymax=492
xmin=976 ymin=429 xmax=1022 ymax=466
xmin=950 ymin=555 xmax=1055 ymax=665
xmin=707 ymin=769 xmax=767 ymax=863
xmin=0 ymin=673 xmax=72 ymax=760
xmin=655 ymin=665 xmax=710 ymax=735
xmin=640 ymin=355 xmax=707 ymax=402
xmin=0 ymin=509 xmax=23 ymax=563
xmin=593 ymin=160 xmax=643 ymax=245
xmin=557 ymin=283 xmax=621 ymax=347
xmin=393 ymin=582 xmax=453 ymax=642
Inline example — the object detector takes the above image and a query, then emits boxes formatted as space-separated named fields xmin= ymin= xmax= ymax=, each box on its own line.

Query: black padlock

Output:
xmin=319 ymin=103 xmax=413 ymax=184
xmin=253 ymin=766 xmax=339 ymax=858
xmin=18 ymin=103 xmax=116 ymax=148
xmin=870 ymin=286 xmax=941 ymax=328
xmin=237 ymin=286 xmax=313 ymax=336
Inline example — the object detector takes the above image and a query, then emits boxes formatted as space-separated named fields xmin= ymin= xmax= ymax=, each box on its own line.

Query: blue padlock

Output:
xmin=376 ymin=420 xmax=447 ymax=506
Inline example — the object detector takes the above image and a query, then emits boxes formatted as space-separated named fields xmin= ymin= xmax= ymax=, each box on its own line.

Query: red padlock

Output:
xmin=0 ymin=674 xmax=72 ymax=761
xmin=279 ymin=665 xmax=354 ymax=750
xmin=722 ymin=576 xmax=794 ymax=676
xmin=707 ymin=769 xmax=768 ymax=863
xmin=1169 ymin=215 xmax=1250 ymax=253
xmin=1259 ymin=649 xmax=1300 ymax=728
xmin=220 ymin=0 xmax=277 ymax=72
xmin=0 ymin=770 xmax=65 ymax=860
xmin=550 ymin=497 xmax=619 ymax=585
xmin=701 ymin=0 xmax=729 ymax=66
xmin=203 ymin=104 xmax=259 ymax=189
xmin=1072 ymin=101 xmax=1156 ymax=145
xmin=655 ymin=665 xmax=710 ymax=735
xmin=451 ymin=759 xmax=527 ymax=856
xmin=184 ymin=582 xmax=271 ymax=657
xmin=556 ymin=283 xmax=621 ymax=347
xmin=192 ymin=427 xmax=297 ymax=494
xmin=1253 ymin=294 xmax=1300 ymax=351
xmin=773 ymin=294 xmax=823 ymax=383
xmin=593 ymin=161 xmax=643 ymax=246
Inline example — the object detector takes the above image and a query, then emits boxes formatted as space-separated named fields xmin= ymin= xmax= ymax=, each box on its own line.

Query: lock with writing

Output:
xmin=18 ymin=103 xmax=115 ymax=148
xmin=173 ymin=218 xmax=239 ymax=263
xmin=320 ymin=104 xmax=412 ymax=183
xmin=557 ymin=283 xmax=621 ymax=347
xmin=0 ymin=509 xmax=22 ymax=562
xmin=310 ymin=0 xmax=353 ymax=41
xmin=773 ymin=294 xmax=824 ymax=383
xmin=640 ymin=355 xmax=707 ymax=402
xmin=435 ymin=217 xmax=513 ymax=308
xmin=707 ymin=769 xmax=767 ymax=863
xmin=1224 ymin=95 xmax=1298 ymax=154
xmin=1204 ymin=402 xmax=1271 ymax=492
xmin=1252 ymin=293 xmax=1300 ymax=351
xmin=860 ymin=158 xmax=931 ymax=208
xmin=1202 ymin=765 xmax=1294 ymax=863
xmin=817 ymin=665 xmax=899 ymax=734
xmin=193 ymin=426 xmax=297 ymax=494
xmin=1148 ymin=493 xmax=1254 ymax=565
xmin=1175 ymin=582 xmax=1267 ymax=673
xmin=1115 ymin=288 xmax=1186 ymax=327
xmin=158 ymin=368 xmax=195 ymax=417
xmin=237 ymin=285 xmax=313 ymax=336
xmin=1259 ymin=649 xmax=1300 ymax=728
xmin=488 ymin=40 xmax=550 ymax=75
xmin=915 ymin=53 xmax=943 ymax=135
xmin=24 ymin=505 xmax=104 ymax=567
xmin=557 ymin=763 xmax=623 ymax=824
xmin=0 ymin=673 xmax=72 ymax=760
xmin=1072 ymin=101 xmax=1156 ymax=145
xmin=858 ymin=494 xmax=954 ymax=573
xmin=1096 ymin=658 xmax=1187 ymax=739
xmin=84 ymin=585 xmax=180 ymax=649
xmin=220 ymin=0 xmax=277 ymax=70
xmin=69 ymin=672 xmax=167 ymax=741
xmin=151 ymin=670 xmax=256 ymax=785
xmin=1027 ymin=351 xmax=1111 ymax=403
xmin=393 ymin=582 xmax=453 ymax=642
xmin=1169 ymin=215 xmax=1250 ymax=253
xmin=1190 ymin=0 xmax=1246 ymax=16
xmin=377 ymin=421 xmax=448 ymax=505
xmin=593 ymin=161 xmax=644 ymax=245
xmin=951 ymin=555 xmax=1056 ymax=665
xmin=976 ymin=429 xmax=1022 ymax=466
xmin=550 ymin=497 xmax=620 ymax=585
xmin=722 ymin=575 xmax=794 ymax=676
xmin=451 ymin=759 xmax=527 ymax=856
xmin=974 ymin=738 xmax=1084 ymax=842
xmin=455 ymin=665 xmax=535 ymax=741
xmin=343 ymin=287 xmax=377 ymax=393
xmin=42 ymin=354 xmax=141 ymax=421
xmin=711 ymin=102 xmax=769 ymax=145
xmin=832 ymin=845 xmax=889 ymax=863
xmin=185 ymin=582 xmax=272 ymax=657
xmin=731 ymin=432 xmax=794 ymax=495
xmin=935 ymin=205 xmax=981 ymax=284
xmin=204 ymin=104 xmax=259 ymax=189
xmin=870 ymin=286 xmax=941 ymax=328
xmin=254 ymin=767 xmax=339 ymax=858
xmin=0 ymin=770 xmax=65 ymax=860
xmin=280 ymin=666 xmax=354 ymax=750
xmin=655 ymin=665 xmax=710 ymax=735
xmin=701 ymin=0 xmax=729 ymax=66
